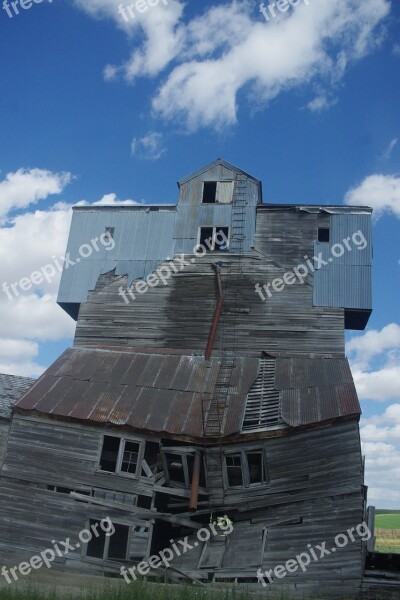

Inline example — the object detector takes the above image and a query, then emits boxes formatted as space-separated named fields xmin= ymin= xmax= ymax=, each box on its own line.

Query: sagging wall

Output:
xmin=175 ymin=420 xmax=365 ymax=595
xmin=0 ymin=412 xmax=365 ymax=591
xmin=0 ymin=415 xmax=157 ymax=571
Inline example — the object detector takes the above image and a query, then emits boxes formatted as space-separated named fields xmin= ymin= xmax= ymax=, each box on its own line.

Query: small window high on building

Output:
xmin=318 ymin=228 xmax=330 ymax=242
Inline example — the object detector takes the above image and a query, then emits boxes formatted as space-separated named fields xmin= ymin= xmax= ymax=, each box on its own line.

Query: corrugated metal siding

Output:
xmin=281 ymin=384 xmax=360 ymax=427
xmin=275 ymin=357 xmax=354 ymax=390
xmin=57 ymin=209 xmax=177 ymax=305
xmin=275 ymin=356 xmax=361 ymax=427
xmin=16 ymin=348 xmax=259 ymax=439
xmin=313 ymin=213 xmax=372 ymax=310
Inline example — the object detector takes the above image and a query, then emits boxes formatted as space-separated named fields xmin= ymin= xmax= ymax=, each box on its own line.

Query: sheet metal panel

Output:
xmin=57 ymin=209 xmax=177 ymax=305
xmin=281 ymin=383 xmax=360 ymax=427
xmin=275 ymin=357 xmax=353 ymax=390
xmin=313 ymin=213 xmax=372 ymax=311
xmin=15 ymin=348 xmax=256 ymax=438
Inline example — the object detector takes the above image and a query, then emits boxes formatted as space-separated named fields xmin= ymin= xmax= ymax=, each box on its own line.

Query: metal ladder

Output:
xmin=201 ymin=175 xmax=247 ymax=499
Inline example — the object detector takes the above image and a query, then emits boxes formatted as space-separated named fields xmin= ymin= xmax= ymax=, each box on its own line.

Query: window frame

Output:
xmin=201 ymin=181 xmax=234 ymax=204
xmin=83 ymin=519 xmax=131 ymax=562
xmin=97 ymin=435 xmax=145 ymax=479
xmin=197 ymin=226 xmax=230 ymax=252
xmin=223 ymin=448 xmax=268 ymax=489
xmin=161 ymin=448 xmax=207 ymax=489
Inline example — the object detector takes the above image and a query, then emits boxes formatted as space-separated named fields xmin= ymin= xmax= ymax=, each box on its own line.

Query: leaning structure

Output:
xmin=0 ymin=160 xmax=382 ymax=597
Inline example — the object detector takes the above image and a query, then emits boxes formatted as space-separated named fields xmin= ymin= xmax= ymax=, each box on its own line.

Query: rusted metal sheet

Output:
xmin=275 ymin=357 xmax=353 ymax=390
xmin=15 ymin=348 xmax=257 ymax=439
xmin=281 ymin=383 xmax=360 ymax=427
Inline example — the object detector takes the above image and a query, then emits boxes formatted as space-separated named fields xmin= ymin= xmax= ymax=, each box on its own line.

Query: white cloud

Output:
xmin=307 ymin=94 xmax=338 ymax=112
xmin=0 ymin=168 xmax=72 ymax=220
xmin=0 ymin=167 xmax=141 ymax=377
xmin=0 ymin=339 xmax=45 ymax=378
xmin=347 ymin=323 xmax=400 ymax=370
xmin=131 ymin=132 xmax=166 ymax=160
xmin=347 ymin=324 xmax=400 ymax=403
xmin=361 ymin=439 xmax=400 ymax=508
xmin=379 ymin=137 xmax=398 ymax=161
xmin=73 ymin=0 xmax=390 ymax=131
xmin=393 ymin=44 xmax=400 ymax=57
xmin=361 ymin=404 xmax=400 ymax=443
xmin=91 ymin=193 xmax=140 ymax=206
xmin=353 ymin=366 xmax=400 ymax=402
xmin=344 ymin=173 xmax=400 ymax=218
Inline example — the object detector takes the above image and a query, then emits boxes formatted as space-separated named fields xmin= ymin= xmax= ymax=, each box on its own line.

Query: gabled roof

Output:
xmin=178 ymin=158 xmax=262 ymax=186
xmin=0 ymin=373 xmax=35 ymax=420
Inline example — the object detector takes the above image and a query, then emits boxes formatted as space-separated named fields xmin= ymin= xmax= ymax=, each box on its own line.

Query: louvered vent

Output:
xmin=242 ymin=359 xmax=283 ymax=431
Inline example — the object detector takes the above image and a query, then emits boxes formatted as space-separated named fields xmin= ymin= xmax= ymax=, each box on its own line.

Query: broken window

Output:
xmin=165 ymin=453 xmax=186 ymax=485
xmin=162 ymin=449 xmax=205 ymax=489
xmin=198 ymin=227 xmax=229 ymax=251
xmin=224 ymin=449 xmax=267 ymax=488
xmin=318 ymin=228 xmax=330 ymax=242
xmin=247 ymin=452 xmax=264 ymax=485
xmin=108 ymin=524 xmax=130 ymax=560
xmin=142 ymin=441 xmax=161 ymax=477
xmin=202 ymin=181 xmax=234 ymax=204
xmin=99 ymin=435 xmax=143 ymax=478
xmin=99 ymin=436 xmax=120 ymax=473
xmin=86 ymin=520 xmax=129 ymax=561
xmin=225 ymin=454 xmax=243 ymax=487
xmin=202 ymin=182 xmax=217 ymax=203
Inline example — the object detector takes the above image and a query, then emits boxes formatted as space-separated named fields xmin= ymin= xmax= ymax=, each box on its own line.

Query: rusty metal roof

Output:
xmin=15 ymin=348 xmax=259 ymax=438
xmin=275 ymin=357 xmax=360 ymax=427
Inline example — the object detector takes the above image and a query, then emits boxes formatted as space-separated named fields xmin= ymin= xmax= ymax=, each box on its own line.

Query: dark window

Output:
xmin=202 ymin=182 xmax=217 ymax=203
xmin=100 ymin=436 xmax=120 ymax=473
xmin=142 ymin=441 xmax=160 ymax=476
xmin=318 ymin=228 xmax=330 ymax=242
xmin=225 ymin=450 xmax=267 ymax=488
xmin=86 ymin=521 xmax=107 ymax=559
xmin=137 ymin=495 xmax=152 ymax=509
xmin=166 ymin=453 xmax=186 ymax=484
xmin=226 ymin=454 xmax=243 ymax=487
xmin=108 ymin=524 xmax=129 ymax=560
xmin=199 ymin=227 xmax=229 ymax=251
xmin=120 ymin=441 xmax=140 ymax=475
xmin=86 ymin=520 xmax=129 ymax=561
xmin=247 ymin=452 xmax=264 ymax=484
xmin=215 ymin=227 xmax=229 ymax=251
xmin=199 ymin=227 xmax=214 ymax=249
xmin=105 ymin=227 xmax=115 ymax=239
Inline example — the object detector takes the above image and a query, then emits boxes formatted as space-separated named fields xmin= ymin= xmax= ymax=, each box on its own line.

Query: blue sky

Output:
xmin=0 ymin=0 xmax=399 ymax=507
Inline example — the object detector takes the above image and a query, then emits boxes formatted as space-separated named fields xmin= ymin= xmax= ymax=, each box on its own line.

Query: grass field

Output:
xmin=375 ymin=509 xmax=400 ymax=553
xmin=375 ymin=511 xmax=400 ymax=530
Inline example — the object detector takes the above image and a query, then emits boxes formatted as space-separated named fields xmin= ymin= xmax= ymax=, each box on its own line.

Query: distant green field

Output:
xmin=375 ymin=512 xmax=400 ymax=529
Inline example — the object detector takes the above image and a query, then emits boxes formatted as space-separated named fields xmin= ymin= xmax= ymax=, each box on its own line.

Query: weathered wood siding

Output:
xmin=0 ymin=415 xmax=155 ymax=570
xmin=174 ymin=420 xmax=365 ymax=597
xmin=74 ymin=207 xmax=345 ymax=354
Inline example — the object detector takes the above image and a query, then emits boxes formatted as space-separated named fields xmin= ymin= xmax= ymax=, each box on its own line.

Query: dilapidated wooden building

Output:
xmin=0 ymin=159 xmax=381 ymax=596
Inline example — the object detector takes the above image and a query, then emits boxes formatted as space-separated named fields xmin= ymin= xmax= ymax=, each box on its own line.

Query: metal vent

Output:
xmin=242 ymin=359 xmax=283 ymax=431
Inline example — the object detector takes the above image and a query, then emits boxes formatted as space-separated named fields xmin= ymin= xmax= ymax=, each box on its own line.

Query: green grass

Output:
xmin=0 ymin=582 xmax=270 ymax=600
xmin=375 ymin=513 xmax=400 ymax=529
